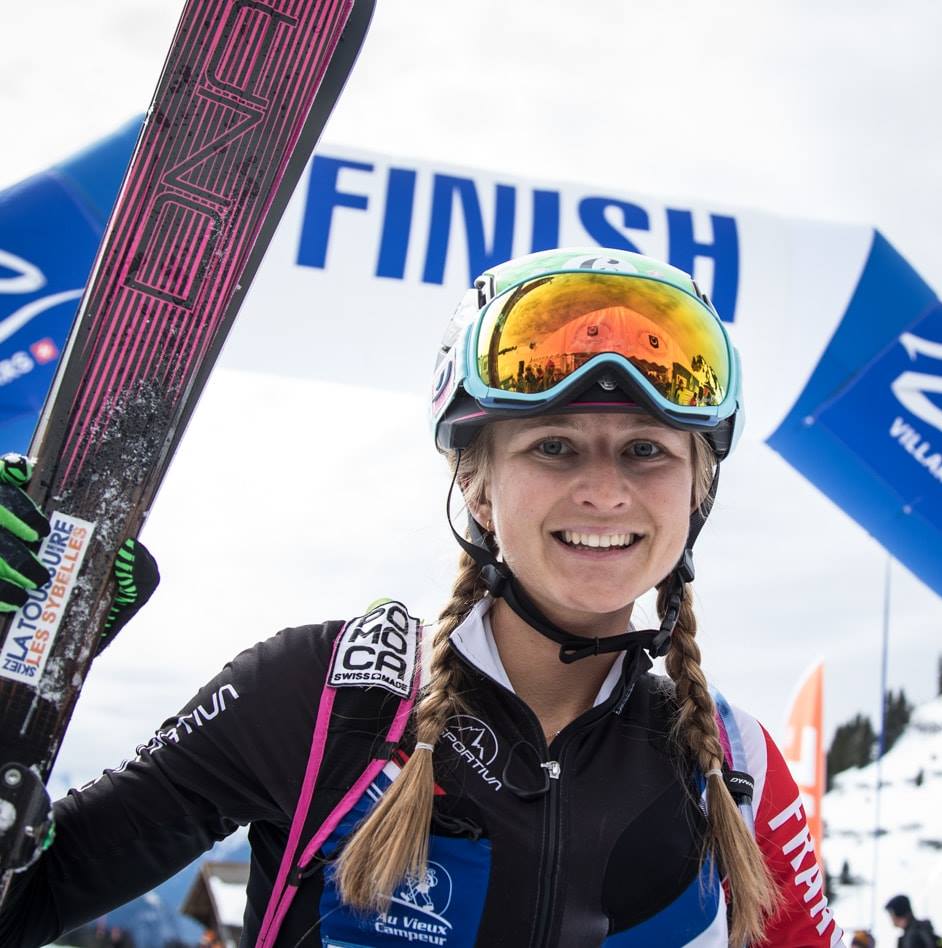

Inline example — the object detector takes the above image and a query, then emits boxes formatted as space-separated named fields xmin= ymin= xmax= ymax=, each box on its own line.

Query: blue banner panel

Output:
xmin=0 ymin=118 xmax=140 ymax=451
xmin=768 ymin=233 xmax=941 ymax=595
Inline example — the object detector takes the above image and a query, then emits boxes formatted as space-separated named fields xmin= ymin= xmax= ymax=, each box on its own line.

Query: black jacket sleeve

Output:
xmin=0 ymin=622 xmax=339 ymax=948
xmin=903 ymin=921 xmax=940 ymax=948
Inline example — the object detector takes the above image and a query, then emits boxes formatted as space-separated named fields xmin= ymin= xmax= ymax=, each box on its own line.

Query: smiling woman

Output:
xmin=0 ymin=249 xmax=843 ymax=948
xmin=334 ymin=249 xmax=843 ymax=947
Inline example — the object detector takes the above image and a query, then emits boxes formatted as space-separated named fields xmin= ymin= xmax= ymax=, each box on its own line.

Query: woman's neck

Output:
xmin=488 ymin=598 xmax=624 ymax=743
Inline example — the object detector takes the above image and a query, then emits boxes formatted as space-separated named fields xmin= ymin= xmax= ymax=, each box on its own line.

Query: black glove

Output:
xmin=0 ymin=453 xmax=51 ymax=612
xmin=0 ymin=763 xmax=54 ymax=873
xmin=0 ymin=453 xmax=159 ymax=649
xmin=97 ymin=537 xmax=160 ymax=655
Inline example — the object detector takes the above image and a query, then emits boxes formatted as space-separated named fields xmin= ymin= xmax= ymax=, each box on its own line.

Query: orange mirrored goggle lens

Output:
xmin=475 ymin=272 xmax=730 ymax=409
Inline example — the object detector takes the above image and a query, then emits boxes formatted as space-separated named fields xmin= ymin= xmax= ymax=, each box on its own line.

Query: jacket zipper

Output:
xmin=449 ymin=645 xmax=628 ymax=947
xmin=531 ymin=747 xmax=563 ymax=948
xmin=450 ymin=650 xmax=566 ymax=948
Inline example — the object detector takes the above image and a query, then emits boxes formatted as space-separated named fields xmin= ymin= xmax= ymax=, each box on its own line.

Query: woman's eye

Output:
xmin=536 ymin=438 xmax=569 ymax=457
xmin=629 ymin=440 xmax=662 ymax=459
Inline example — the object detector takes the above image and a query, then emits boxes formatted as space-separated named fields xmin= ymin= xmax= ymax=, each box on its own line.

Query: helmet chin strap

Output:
xmin=446 ymin=449 xmax=719 ymax=664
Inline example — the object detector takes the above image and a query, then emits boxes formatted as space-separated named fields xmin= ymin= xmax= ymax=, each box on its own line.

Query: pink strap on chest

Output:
xmin=256 ymin=623 xmax=420 ymax=947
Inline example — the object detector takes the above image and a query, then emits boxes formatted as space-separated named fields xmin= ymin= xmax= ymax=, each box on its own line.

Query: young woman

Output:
xmin=0 ymin=248 xmax=843 ymax=947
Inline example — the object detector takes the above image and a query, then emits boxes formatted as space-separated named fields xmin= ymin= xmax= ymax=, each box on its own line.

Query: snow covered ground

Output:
xmin=826 ymin=696 xmax=942 ymax=944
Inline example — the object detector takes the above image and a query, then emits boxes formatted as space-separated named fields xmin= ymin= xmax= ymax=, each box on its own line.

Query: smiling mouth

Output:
xmin=553 ymin=530 xmax=640 ymax=550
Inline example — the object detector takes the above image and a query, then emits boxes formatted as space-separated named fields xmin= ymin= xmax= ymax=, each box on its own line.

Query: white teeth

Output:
xmin=560 ymin=530 xmax=635 ymax=549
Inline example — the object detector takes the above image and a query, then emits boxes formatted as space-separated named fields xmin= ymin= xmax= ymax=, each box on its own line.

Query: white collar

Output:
xmin=448 ymin=597 xmax=626 ymax=708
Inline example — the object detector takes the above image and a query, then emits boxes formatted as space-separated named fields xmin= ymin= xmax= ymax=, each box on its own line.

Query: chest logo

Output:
xmin=329 ymin=601 xmax=418 ymax=698
xmin=442 ymin=714 xmax=502 ymax=791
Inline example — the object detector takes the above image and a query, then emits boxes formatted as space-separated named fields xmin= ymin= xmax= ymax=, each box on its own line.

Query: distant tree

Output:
xmin=826 ymin=713 xmax=876 ymax=789
xmin=839 ymin=859 xmax=853 ymax=885
xmin=827 ymin=690 xmax=916 ymax=790
xmin=881 ymin=688 xmax=913 ymax=756
xmin=915 ymin=768 xmax=925 ymax=787
xmin=937 ymin=654 xmax=942 ymax=697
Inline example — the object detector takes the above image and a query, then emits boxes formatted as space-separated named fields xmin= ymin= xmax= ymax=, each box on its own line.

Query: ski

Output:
xmin=0 ymin=0 xmax=374 ymax=890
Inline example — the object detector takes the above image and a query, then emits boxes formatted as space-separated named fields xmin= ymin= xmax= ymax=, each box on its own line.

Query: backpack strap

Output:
xmin=711 ymin=686 xmax=756 ymax=838
xmin=256 ymin=601 xmax=422 ymax=948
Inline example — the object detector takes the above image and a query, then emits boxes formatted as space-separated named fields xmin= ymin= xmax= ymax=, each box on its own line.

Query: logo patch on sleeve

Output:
xmin=329 ymin=600 xmax=419 ymax=698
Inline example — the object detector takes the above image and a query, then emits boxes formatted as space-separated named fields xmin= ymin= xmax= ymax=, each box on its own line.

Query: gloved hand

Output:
xmin=97 ymin=537 xmax=160 ymax=655
xmin=0 ymin=453 xmax=52 ymax=612
xmin=0 ymin=453 xmax=160 ymax=650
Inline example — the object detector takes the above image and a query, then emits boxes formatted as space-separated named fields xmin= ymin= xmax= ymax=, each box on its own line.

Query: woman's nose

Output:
xmin=571 ymin=455 xmax=632 ymax=510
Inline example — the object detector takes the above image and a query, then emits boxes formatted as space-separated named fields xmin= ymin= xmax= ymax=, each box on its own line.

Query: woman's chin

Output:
xmin=536 ymin=594 xmax=636 ymax=636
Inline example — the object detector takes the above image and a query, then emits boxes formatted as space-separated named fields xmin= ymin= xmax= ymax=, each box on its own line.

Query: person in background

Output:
xmin=885 ymin=895 xmax=937 ymax=948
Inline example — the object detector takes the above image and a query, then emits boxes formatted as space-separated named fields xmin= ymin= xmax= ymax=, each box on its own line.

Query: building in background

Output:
xmin=181 ymin=860 xmax=250 ymax=948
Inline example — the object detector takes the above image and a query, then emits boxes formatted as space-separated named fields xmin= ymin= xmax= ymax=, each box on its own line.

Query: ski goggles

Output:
xmin=459 ymin=270 xmax=738 ymax=423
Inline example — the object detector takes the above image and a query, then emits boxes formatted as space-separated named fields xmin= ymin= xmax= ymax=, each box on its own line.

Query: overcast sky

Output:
xmin=2 ymin=1 xmax=941 ymax=792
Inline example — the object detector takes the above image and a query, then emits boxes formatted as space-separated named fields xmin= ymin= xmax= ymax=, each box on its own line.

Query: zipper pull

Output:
xmin=541 ymin=760 xmax=561 ymax=780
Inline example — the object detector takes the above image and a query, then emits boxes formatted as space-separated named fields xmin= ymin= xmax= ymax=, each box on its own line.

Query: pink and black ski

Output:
xmin=0 ymin=0 xmax=374 ymax=884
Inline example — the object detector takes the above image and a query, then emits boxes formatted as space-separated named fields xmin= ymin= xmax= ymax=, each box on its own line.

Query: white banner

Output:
xmin=222 ymin=144 xmax=878 ymax=441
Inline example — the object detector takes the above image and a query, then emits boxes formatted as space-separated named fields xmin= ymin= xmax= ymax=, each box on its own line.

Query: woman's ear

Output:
xmin=459 ymin=465 xmax=492 ymax=531
xmin=466 ymin=491 xmax=492 ymax=531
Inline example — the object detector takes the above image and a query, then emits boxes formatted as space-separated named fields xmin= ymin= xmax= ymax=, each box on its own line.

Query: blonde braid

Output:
xmin=660 ymin=582 xmax=778 ymax=945
xmin=336 ymin=548 xmax=485 ymax=911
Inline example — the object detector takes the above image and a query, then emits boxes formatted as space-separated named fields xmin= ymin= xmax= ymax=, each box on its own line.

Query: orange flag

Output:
xmin=782 ymin=662 xmax=825 ymax=861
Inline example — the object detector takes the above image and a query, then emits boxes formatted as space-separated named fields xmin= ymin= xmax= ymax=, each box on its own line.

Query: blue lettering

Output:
xmin=291 ymin=152 xmax=743 ymax=317
xmin=531 ymin=189 xmax=560 ymax=252
xmin=40 ymin=546 xmax=62 ymax=569
xmin=24 ymin=584 xmax=49 ymax=606
xmin=578 ymin=197 xmax=649 ymax=252
xmin=423 ymin=175 xmax=515 ymax=285
xmin=667 ymin=209 xmax=739 ymax=322
xmin=6 ymin=634 xmax=31 ymax=662
xmin=376 ymin=167 xmax=417 ymax=279
xmin=296 ymin=156 xmax=373 ymax=269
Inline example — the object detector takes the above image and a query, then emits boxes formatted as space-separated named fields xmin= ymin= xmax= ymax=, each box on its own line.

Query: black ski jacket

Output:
xmin=0 ymin=611 xmax=840 ymax=947
xmin=898 ymin=919 xmax=939 ymax=948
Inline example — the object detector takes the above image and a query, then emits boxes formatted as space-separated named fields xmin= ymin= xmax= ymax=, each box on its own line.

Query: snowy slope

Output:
xmin=825 ymin=696 xmax=942 ymax=944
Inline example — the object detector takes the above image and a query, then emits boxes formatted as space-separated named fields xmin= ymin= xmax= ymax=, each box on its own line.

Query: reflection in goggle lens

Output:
xmin=475 ymin=272 xmax=730 ymax=409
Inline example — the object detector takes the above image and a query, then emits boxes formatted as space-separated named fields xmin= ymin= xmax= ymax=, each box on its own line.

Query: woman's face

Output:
xmin=476 ymin=412 xmax=696 ymax=636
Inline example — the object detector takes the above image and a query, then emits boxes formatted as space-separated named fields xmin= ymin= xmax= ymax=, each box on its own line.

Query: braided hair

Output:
xmin=658 ymin=434 xmax=779 ymax=944
xmin=335 ymin=438 xmax=490 ymax=911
